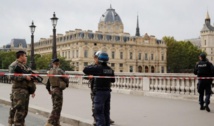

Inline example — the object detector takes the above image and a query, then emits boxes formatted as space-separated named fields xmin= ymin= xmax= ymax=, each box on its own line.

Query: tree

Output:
xmin=0 ymin=51 xmax=16 ymax=69
xmin=163 ymin=36 xmax=203 ymax=73
xmin=0 ymin=51 xmax=74 ymax=70
xmin=35 ymin=54 xmax=74 ymax=70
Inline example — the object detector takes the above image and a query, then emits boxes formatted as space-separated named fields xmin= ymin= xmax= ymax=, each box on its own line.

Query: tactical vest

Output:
xmin=12 ymin=61 xmax=29 ymax=90
xmin=93 ymin=65 xmax=113 ymax=91
xmin=49 ymin=67 xmax=61 ymax=87
xmin=197 ymin=61 xmax=212 ymax=76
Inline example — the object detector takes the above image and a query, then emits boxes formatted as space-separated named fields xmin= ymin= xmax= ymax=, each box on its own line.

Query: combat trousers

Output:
xmin=198 ymin=80 xmax=212 ymax=106
xmin=91 ymin=91 xmax=96 ymax=120
xmin=47 ymin=87 xmax=63 ymax=126
xmin=10 ymin=89 xmax=29 ymax=126
xmin=94 ymin=91 xmax=111 ymax=126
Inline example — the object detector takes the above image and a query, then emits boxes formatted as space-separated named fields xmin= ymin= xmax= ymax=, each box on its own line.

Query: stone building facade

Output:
xmin=27 ymin=6 xmax=167 ymax=73
xmin=200 ymin=11 xmax=214 ymax=63
xmin=0 ymin=39 xmax=27 ymax=52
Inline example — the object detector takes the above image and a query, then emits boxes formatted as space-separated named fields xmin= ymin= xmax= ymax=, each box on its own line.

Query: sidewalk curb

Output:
xmin=0 ymin=98 xmax=93 ymax=126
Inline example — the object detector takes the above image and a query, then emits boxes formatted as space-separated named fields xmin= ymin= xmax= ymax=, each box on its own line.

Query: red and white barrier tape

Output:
xmin=0 ymin=72 xmax=213 ymax=79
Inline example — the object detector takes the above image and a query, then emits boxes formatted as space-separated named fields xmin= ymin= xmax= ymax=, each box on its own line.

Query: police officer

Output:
xmin=83 ymin=51 xmax=115 ymax=126
xmin=8 ymin=50 xmax=36 ymax=126
xmin=194 ymin=53 xmax=214 ymax=112
xmin=86 ymin=52 xmax=115 ymax=126
xmin=45 ymin=58 xmax=69 ymax=126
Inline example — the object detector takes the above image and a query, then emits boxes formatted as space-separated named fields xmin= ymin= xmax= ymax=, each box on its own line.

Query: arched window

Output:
xmin=151 ymin=66 xmax=155 ymax=73
xmin=145 ymin=66 xmax=149 ymax=73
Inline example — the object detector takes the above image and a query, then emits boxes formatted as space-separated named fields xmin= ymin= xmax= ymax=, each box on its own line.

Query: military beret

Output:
xmin=52 ymin=58 xmax=60 ymax=63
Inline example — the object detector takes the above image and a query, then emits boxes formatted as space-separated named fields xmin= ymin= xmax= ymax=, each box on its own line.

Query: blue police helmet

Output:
xmin=95 ymin=51 xmax=109 ymax=63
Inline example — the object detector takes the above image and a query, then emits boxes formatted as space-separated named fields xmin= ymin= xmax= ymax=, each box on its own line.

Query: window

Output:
xmin=84 ymin=62 xmax=88 ymax=66
xmin=161 ymin=66 xmax=164 ymax=73
xmin=84 ymin=50 xmax=88 ymax=58
xmin=76 ymin=50 xmax=79 ymax=58
xmin=130 ymin=52 xmax=133 ymax=59
xmin=205 ymin=40 xmax=206 ymax=45
xmin=76 ymin=62 xmax=79 ymax=67
xmin=112 ymin=51 xmax=115 ymax=59
xmin=119 ymin=63 xmax=123 ymax=67
xmin=72 ymin=50 xmax=74 ymax=58
xmin=120 ymin=70 xmax=123 ymax=72
xmin=145 ymin=53 xmax=148 ymax=60
xmin=151 ymin=54 xmax=154 ymax=60
xmin=111 ymin=63 xmax=115 ymax=67
xmin=65 ymin=51 xmax=67 ymax=58
xmin=130 ymin=66 xmax=133 ymax=72
xmin=120 ymin=52 xmax=123 ymax=59
xmin=68 ymin=51 xmax=70 ymax=58
xmin=161 ymin=54 xmax=164 ymax=61
xmin=138 ymin=53 xmax=141 ymax=60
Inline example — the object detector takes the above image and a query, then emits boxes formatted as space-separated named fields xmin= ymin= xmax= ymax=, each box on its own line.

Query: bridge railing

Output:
xmin=66 ymin=72 xmax=199 ymax=96
xmin=0 ymin=69 xmax=11 ymax=84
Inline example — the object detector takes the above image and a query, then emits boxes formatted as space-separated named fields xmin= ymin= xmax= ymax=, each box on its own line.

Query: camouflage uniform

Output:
xmin=87 ymin=64 xmax=96 ymax=124
xmin=46 ymin=66 xmax=68 ymax=126
xmin=8 ymin=60 xmax=36 ymax=126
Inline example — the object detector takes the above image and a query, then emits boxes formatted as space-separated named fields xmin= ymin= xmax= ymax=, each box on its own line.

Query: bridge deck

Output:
xmin=0 ymin=83 xmax=213 ymax=126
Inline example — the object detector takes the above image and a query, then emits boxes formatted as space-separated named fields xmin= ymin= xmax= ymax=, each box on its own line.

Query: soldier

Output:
xmin=86 ymin=52 xmax=115 ymax=126
xmin=45 ymin=58 xmax=69 ymax=126
xmin=8 ymin=50 xmax=36 ymax=126
xmin=83 ymin=51 xmax=115 ymax=126
xmin=194 ymin=53 xmax=214 ymax=112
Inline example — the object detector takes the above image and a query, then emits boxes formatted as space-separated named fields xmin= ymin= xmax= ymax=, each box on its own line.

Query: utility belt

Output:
xmin=93 ymin=88 xmax=111 ymax=92
xmin=52 ymin=86 xmax=60 ymax=88
xmin=12 ymin=87 xmax=28 ymax=91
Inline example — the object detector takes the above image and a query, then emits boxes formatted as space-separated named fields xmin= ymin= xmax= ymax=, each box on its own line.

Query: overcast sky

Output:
xmin=0 ymin=0 xmax=214 ymax=46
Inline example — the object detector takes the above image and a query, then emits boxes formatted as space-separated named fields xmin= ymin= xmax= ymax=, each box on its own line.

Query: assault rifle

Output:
xmin=14 ymin=65 xmax=43 ymax=83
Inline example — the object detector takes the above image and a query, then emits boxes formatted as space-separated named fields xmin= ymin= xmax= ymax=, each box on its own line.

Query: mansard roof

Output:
xmin=10 ymin=39 xmax=27 ymax=48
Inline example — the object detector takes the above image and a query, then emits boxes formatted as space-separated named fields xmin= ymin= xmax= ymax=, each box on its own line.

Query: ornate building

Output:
xmin=200 ymin=11 xmax=214 ymax=63
xmin=0 ymin=39 xmax=27 ymax=52
xmin=27 ymin=6 xmax=167 ymax=73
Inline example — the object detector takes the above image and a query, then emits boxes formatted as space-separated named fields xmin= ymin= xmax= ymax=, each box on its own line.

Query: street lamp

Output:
xmin=29 ymin=21 xmax=36 ymax=70
xmin=51 ymin=12 xmax=58 ymax=59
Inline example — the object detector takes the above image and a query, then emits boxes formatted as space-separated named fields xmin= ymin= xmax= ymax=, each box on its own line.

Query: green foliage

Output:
xmin=35 ymin=54 xmax=74 ymax=71
xmin=163 ymin=36 xmax=203 ymax=73
xmin=0 ymin=51 xmax=16 ymax=69
xmin=0 ymin=51 xmax=74 ymax=71
xmin=58 ymin=57 xmax=74 ymax=71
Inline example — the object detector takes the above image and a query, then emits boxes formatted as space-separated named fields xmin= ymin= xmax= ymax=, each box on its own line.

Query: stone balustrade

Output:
xmin=66 ymin=71 xmax=204 ymax=96
xmin=1 ymin=70 xmax=213 ymax=97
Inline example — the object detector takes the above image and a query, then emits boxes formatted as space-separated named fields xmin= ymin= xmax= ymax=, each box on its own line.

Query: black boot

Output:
xmin=200 ymin=105 xmax=205 ymax=110
xmin=205 ymin=105 xmax=210 ymax=112
xmin=110 ymin=119 xmax=115 ymax=124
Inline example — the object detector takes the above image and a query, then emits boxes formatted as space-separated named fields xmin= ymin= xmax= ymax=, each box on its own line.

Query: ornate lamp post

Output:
xmin=29 ymin=21 xmax=36 ymax=70
xmin=50 ymin=12 xmax=58 ymax=59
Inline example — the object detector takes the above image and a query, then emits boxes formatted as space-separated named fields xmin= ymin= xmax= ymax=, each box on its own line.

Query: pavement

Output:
xmin=0 ymin=104 xmax=46 ymax=126
xmin=0 ymin=83 xmax=214 ymax=126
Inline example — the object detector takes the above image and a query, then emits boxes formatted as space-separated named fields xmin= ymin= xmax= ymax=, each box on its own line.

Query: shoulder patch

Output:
xmin=103 ymin=69 xmax=113 ymax=74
